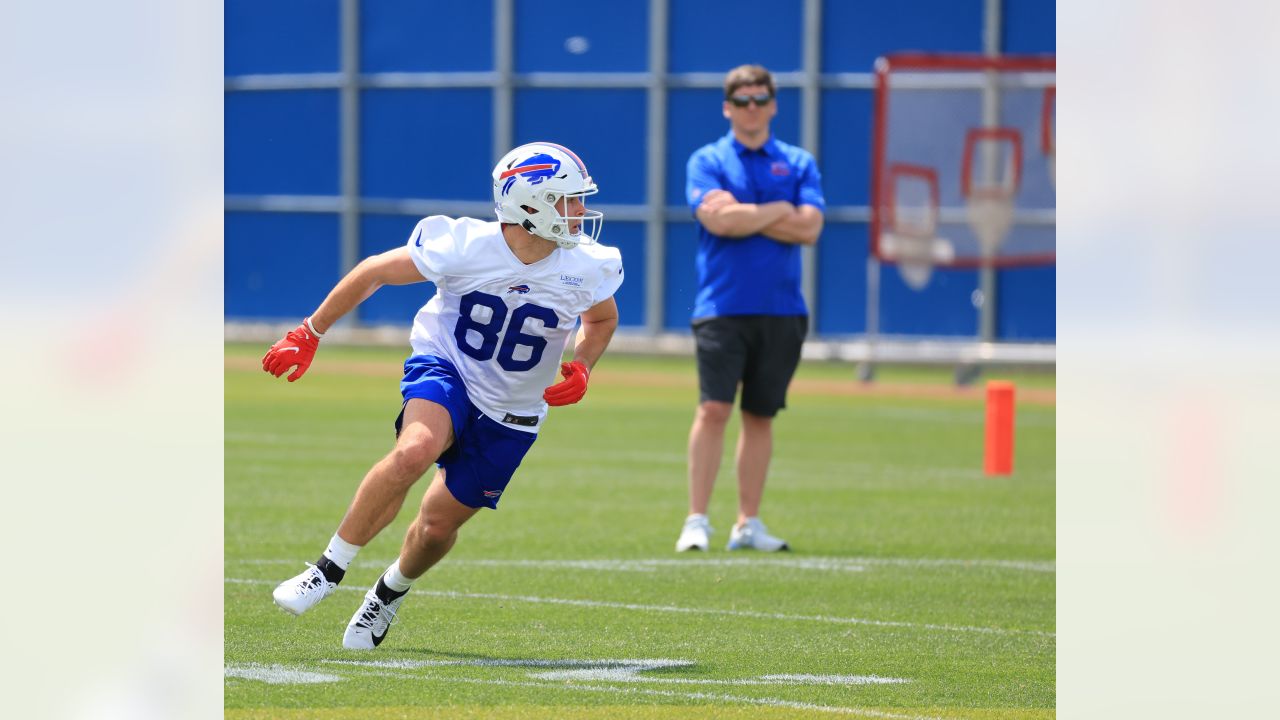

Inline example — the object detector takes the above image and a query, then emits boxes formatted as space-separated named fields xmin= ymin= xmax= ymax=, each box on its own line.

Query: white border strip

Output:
xmin=233 ymin=555 xmax=1055 ymax=574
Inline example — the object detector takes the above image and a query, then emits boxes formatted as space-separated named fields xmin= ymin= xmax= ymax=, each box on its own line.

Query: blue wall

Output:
xmin=225 ymin=0 xmax=1055 ymax=341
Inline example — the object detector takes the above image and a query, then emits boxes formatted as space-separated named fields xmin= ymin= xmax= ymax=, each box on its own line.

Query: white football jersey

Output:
xmin=404 ymin=215 xmax=624 ymax=433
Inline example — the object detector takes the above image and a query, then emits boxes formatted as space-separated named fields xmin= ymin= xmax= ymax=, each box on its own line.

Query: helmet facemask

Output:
xmin=526 ymin=187 xmax=603 ymax=249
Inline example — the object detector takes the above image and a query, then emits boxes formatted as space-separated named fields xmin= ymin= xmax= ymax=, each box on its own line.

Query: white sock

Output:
xmin=323 ymin=533 xmax=362 ymax=571
xmin=382 ymin=560 xmax=414 ymax=592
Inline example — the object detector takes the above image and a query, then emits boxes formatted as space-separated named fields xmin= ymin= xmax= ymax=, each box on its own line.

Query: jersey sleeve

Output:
xmin=686 ymin=149 xmax=724 ymax=215
xmin=796 ymin=152 xmax=827 ymax=212
xmin=591 ymin=249 xmax=625 ymax=306
xmin=405 ymin=216 xmax=459 ymax=283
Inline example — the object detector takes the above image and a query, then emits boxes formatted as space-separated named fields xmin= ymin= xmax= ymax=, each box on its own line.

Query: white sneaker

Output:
xmin=272 ymin=563 xmax=337 ymax=616
xmin=726 ymin=518 xmax=790 ymax=552
xmin=343 ymin=586 xmax=406 ymax=650
xmin=675 ymin=514 xmax=713 ymax=552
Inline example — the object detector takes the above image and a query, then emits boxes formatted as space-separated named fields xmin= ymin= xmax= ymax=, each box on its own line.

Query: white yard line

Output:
xmin=225 ymin=577 xmax=1054 ymax=637
xmin=337 ymin=668 xmax=953 ymax=720
xmin=223 ymin=663 xmax=343 ymax=684
xmin=320 ymin=658 xmax=910 ymax=686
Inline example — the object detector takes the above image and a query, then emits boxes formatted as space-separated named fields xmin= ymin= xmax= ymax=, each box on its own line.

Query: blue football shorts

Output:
xmin=395 ymin=354 xmax=536 ymax=510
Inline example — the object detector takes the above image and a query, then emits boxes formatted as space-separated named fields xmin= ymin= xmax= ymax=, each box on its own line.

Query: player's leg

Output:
xmin=335 ymin=398 xmax=454 ymax=546
xmin=272 ymin=398 xmax=454 ymax=615
xmin=273 ymin=351 xmax=470 ymax=617
xmin=341 ymin=470 xmax=477 ymax=650
xmin=727 ymin=315 xmax=806 ymax=552
xmin=344 ymin=411 xmax=535 ymax=649
xmin=679 ymin=318 xmax=747 ymax=551
xmin=398 ymin=468 xmax=479 ymax=577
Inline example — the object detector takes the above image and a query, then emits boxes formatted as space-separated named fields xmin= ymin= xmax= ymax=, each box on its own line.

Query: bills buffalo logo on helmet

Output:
xmin=499 ymin=153 xmax=564 ymax=196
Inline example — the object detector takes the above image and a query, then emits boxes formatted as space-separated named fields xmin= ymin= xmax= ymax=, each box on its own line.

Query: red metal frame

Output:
xmin=1041 ymin=86 xmax=1055 ymax=156
xmin=884 ymin=163 xmax=939 ymax=237
xmin=876 ymin=53 xmax=1055 ymax=73
xmin=961 ymin=127 xmax=1023 ymax=198
xmin=871 ymin=53 xmax=1055 ymax=269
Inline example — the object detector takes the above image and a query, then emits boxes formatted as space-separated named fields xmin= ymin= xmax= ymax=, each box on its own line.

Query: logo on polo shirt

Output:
xmin=770 ymin=161 xmax=791 ymax=177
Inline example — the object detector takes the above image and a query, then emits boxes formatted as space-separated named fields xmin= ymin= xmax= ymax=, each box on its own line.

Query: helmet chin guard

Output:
xmin=493 ymin=142 xmax=604 ymax=248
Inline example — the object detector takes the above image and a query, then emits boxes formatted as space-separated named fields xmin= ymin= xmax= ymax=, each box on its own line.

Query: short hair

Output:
xmin=723 ymin=64 xmax=775 ymax=99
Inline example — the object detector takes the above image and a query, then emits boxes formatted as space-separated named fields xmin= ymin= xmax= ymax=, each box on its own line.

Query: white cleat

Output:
xmin=343 ymin=587 xmax=406 ymax=650
xmin=675 ymin=514 xmax=713 ymax=552
xmin=726 ymin=518 xmax=790 ymax=552
xmin=272 ymin=563 xmax=337 ymax=616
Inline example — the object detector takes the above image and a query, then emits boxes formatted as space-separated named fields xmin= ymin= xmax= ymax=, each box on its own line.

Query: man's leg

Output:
xmin=679 ymin=318 xmax=746 ymax=551
xmin=734 ymin=409 xmax=773 ymax=525
xmin=726 ymin=315 xmax=804 ymax=552
xmin=687 ymin=400 xmax=734 ymax=516
xmin=676 ymin=399 xmax=733 ymax=552
xmin=272 ymin=398 xmax=453 ymax=615
xmin=726 ymin=408 xmax=788 ymax=550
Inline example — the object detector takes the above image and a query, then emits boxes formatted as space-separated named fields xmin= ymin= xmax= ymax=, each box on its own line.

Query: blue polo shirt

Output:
xmin=686 ymin=131 xmax=825 ymax=320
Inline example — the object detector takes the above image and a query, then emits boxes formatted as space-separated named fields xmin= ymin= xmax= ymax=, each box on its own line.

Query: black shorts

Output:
xmin=691 ymin=315 xmax=807 ymax=417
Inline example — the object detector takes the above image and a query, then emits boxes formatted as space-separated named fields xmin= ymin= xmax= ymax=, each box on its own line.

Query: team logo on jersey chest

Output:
xmin=507 ymin=284 xmax=531 ymax=295
xmin=559 ymin=274 xmax=583 ymax=287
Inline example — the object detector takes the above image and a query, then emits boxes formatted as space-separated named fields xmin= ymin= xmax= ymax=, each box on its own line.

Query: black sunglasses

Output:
xmin=728 ymin=93 xmax=773 ymax=108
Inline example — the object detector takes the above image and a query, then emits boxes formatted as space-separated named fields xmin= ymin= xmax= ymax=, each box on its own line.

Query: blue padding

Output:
xmin=998 ymin=264 xmax=1056 ymax=340
xmin=515 ymin=0 xmax=648 ymax=72
xmin=360 ymin=89 xmax=493 ymax=200
xmin=514 ymin=89 xmax=648 ymax=204
xmin=361 ymin=0 xmax=493 ymax=72
xmin=225 ymin=91 xmax=340 ymax=196
xmin=815 ymin=224 xmax=868 ymax=336
xmin=1002 ymin=0 xmax=1056 ymax=53
xmin=880 ymin=266 xmax=980 ymax=337
xmin=663 ymin=223 xmax=700 ymax=331
xmin=823 ymin=0 xmax=984 ymax=72
xmin=670 ymin=0 xmax=801 ymax=72
xmin=225 ymin=0 xmax=339 ymax=75
xmin=818 ymin=90 xmax=873 ymax=207
xmin=225 ymin=212 xmax=342 ymax=320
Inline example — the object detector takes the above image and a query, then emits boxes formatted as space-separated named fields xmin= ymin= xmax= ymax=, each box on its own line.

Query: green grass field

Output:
xmin=225 ymin=342 xmax=1055 ymax=719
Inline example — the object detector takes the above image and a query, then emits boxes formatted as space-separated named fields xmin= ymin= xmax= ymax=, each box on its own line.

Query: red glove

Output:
xmin=262 ymin=319 xmax=321 ymax=382
xmin=543 ymin=360 xmax=590 ymax=406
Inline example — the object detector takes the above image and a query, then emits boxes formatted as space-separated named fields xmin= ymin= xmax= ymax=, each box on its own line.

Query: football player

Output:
xmin=262 ymin=142 xmax=623 ymax=649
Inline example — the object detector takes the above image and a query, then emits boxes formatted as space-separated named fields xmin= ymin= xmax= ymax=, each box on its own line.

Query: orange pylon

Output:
xmin=984 ymin=381 xmax=1015 ymax=475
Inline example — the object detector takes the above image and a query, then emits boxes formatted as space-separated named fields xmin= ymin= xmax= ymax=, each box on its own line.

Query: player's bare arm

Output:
xmin=543 ymin=296 xmax=619 ymax=407
xmin=695 ymin=189 xmax=794 ymax=238
xmin=309 ymin=247 xmax=426 ymax=333
xmin=760 ymin=204 xmax=824 ymax=245
xmin=263 ymin=248 xmax=426 ymax=381
xmin=573 ymin=296 xmax=620 ymax=370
